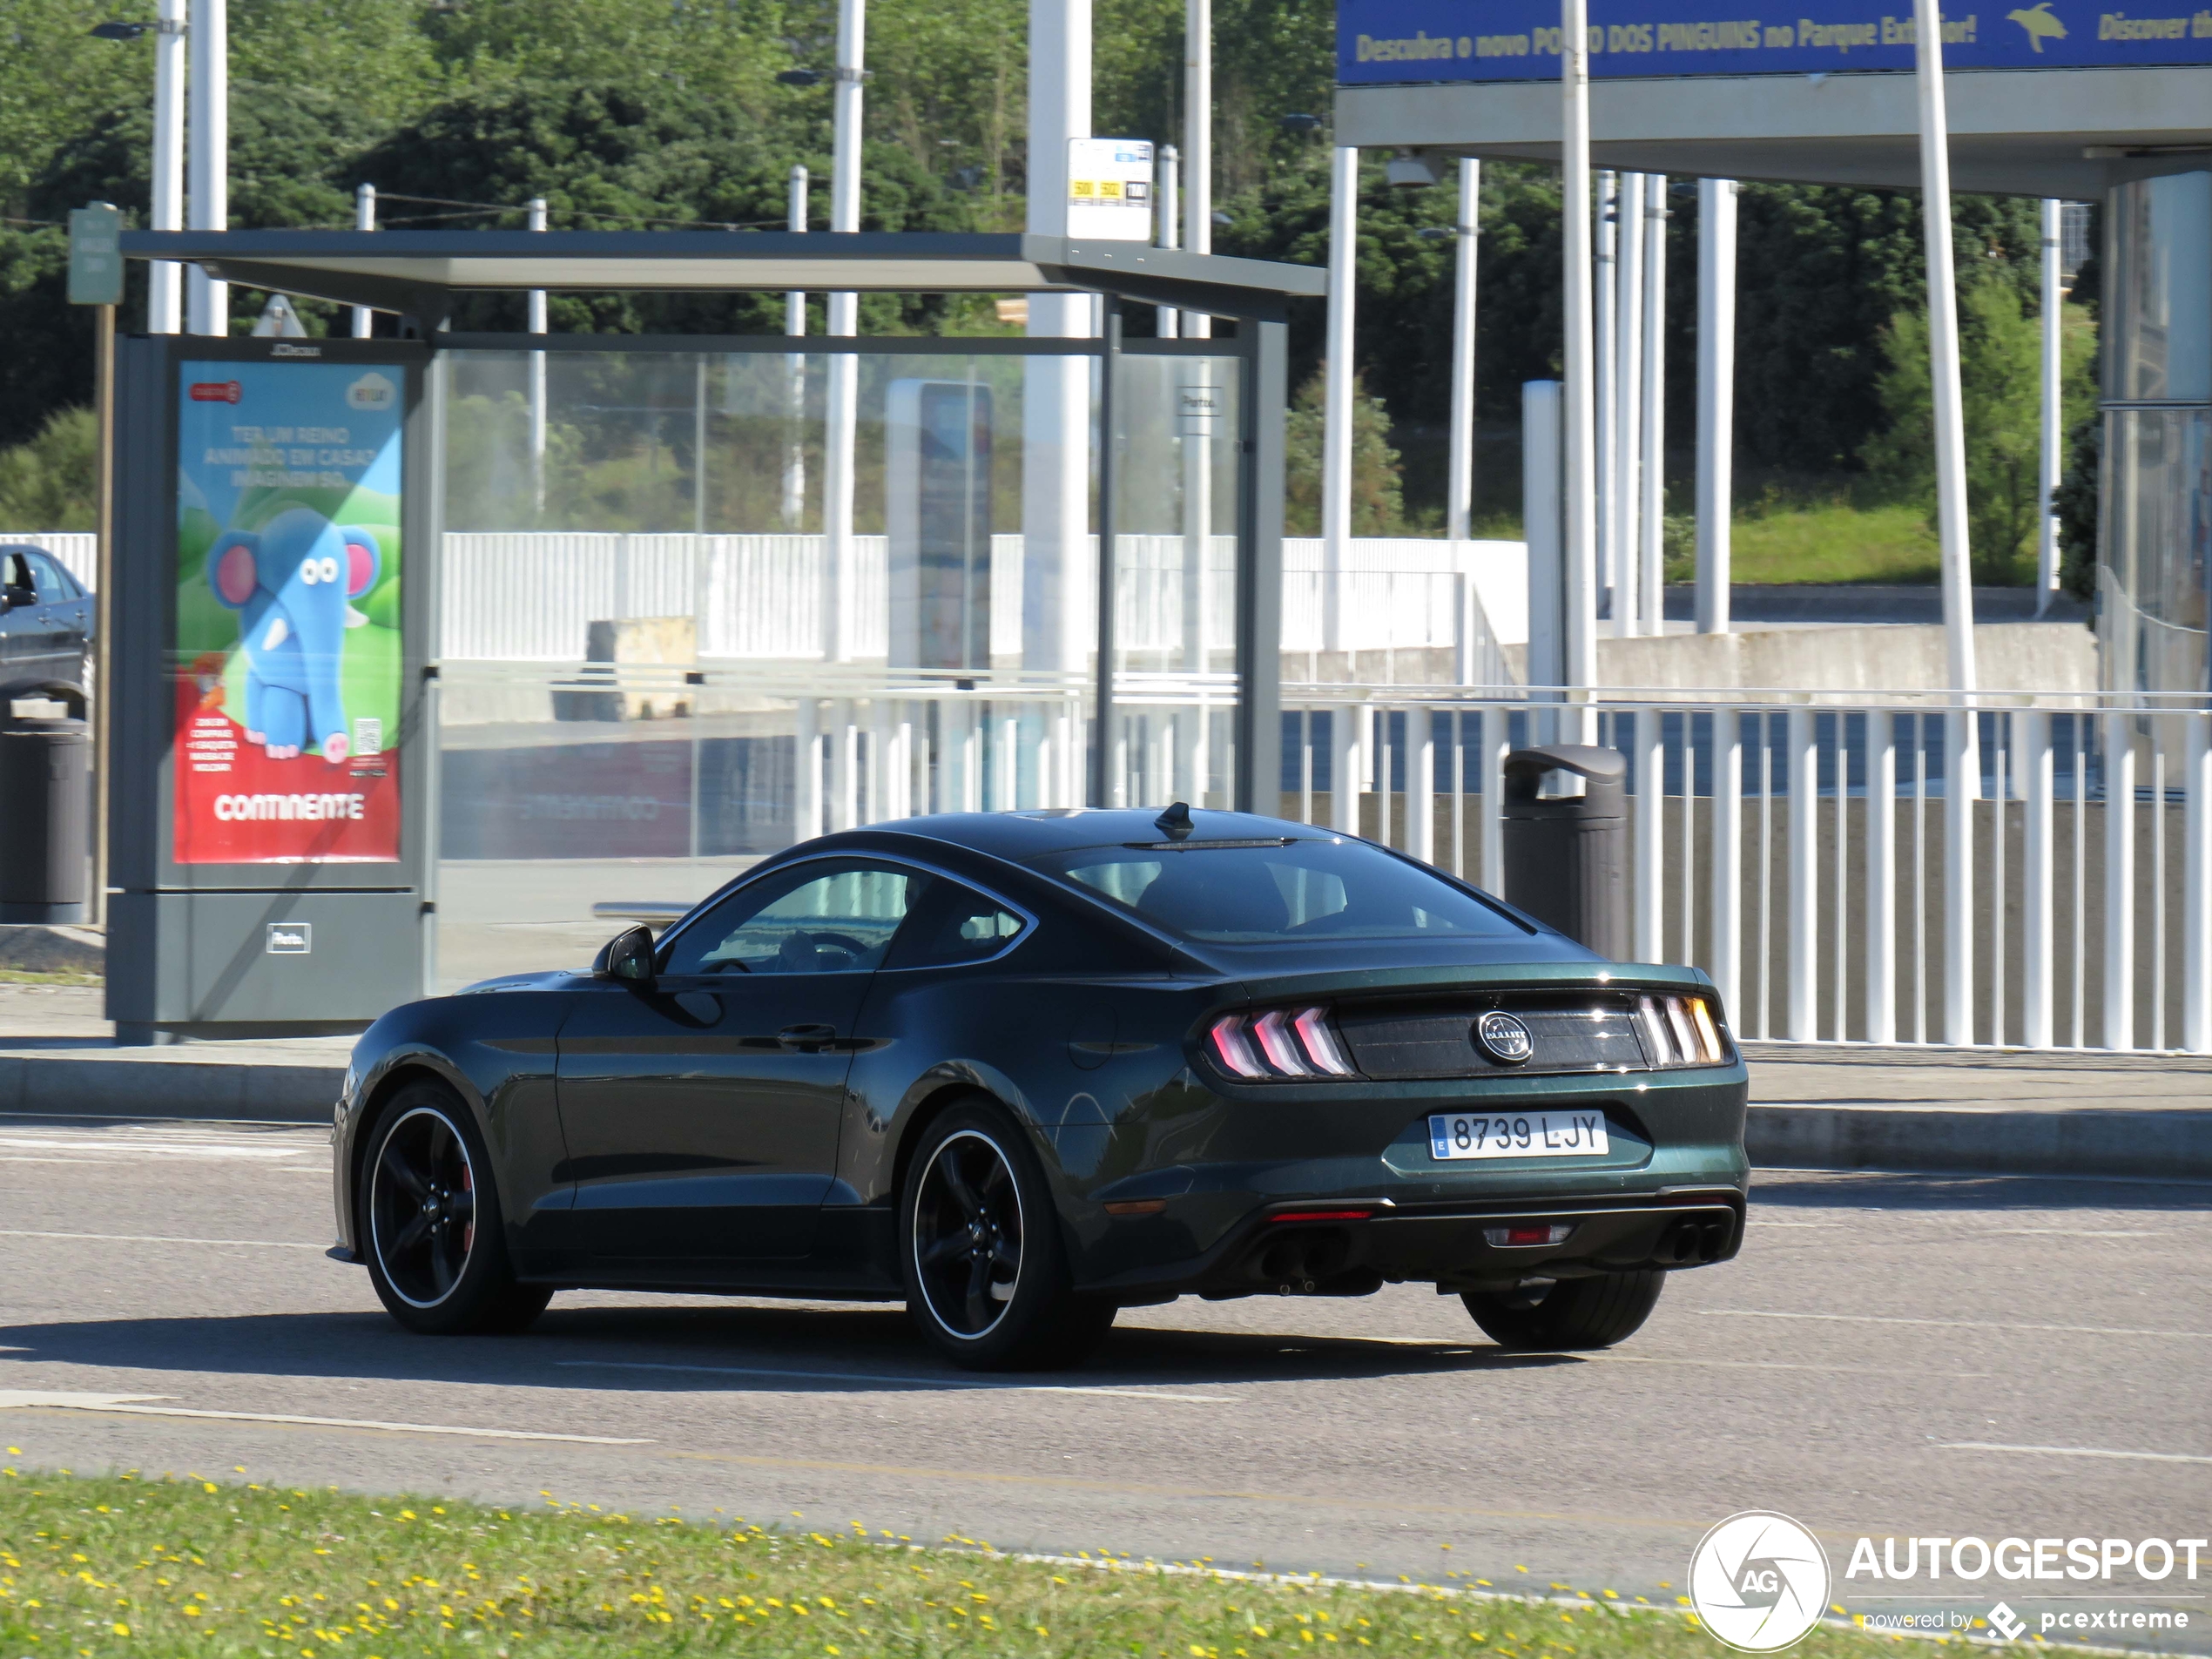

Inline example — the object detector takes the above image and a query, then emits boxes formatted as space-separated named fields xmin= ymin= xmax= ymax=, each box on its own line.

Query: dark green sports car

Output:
xmin=332 ymin=806 xmax=1749 ymax=1370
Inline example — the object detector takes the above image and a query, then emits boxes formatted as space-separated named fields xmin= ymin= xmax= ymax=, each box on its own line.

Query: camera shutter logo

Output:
xmin=1689 ymin=1511 xmax=1831 ymax=1652
xmin=1474 ymin=1009 xmax=1534 ymax=1064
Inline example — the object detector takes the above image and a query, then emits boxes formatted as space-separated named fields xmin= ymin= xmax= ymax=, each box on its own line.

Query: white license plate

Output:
xmin=1428 ymin=1110 xmax=1610 ymax=1161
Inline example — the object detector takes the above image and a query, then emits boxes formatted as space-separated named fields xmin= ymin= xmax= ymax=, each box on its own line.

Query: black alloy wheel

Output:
xmin=358 ymin=1081 xmax=551 ymax=1336
xmin=370 ymin=1104 xmax=478 ymax=1307
xmin=899 ymin=1099 xmax=1116 ymax=1371
xmin=911 ymin=1129 xmax=1025 ymax=1339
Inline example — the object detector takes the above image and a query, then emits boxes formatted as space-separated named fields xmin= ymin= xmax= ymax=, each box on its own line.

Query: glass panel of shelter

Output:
xmin=431 ymin=335 xmax=1247 ymax=989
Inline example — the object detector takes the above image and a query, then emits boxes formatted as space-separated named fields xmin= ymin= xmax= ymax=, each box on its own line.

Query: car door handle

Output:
xmin=778 ymin=1023 xmax=840 ymax=1052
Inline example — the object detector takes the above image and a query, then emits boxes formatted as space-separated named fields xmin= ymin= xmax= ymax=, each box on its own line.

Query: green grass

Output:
xmin=0 ymin=968 xmax=101 ymax=988
xmin=0 ymin=1466 xmax=1939 ymax=1659
xmin=1723 ymin=501 xmax=1940 ymax=586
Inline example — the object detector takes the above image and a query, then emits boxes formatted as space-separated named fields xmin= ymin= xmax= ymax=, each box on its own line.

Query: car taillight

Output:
xmin=1205 ymin=1006 xmax=1357 ymax=1081
xmin=1635 ymin=993 xmax=1730 ymax=1067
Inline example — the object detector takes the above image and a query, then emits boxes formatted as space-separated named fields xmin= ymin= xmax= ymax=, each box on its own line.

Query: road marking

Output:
xmin=0 ymin=1135 xmax=306 ymax=1161
xmin=0 ymin=1230 xmax=327 ymax=1251
xmin=1938 ymin=1440 xmax=2212 ymax=1467
xmin=1698 ymin=1309 xmax=2212 ymax=1339
xmin=557 ymin=1359 xmax=1233 ymax=1404
xmin=1592 ymin=1355 xmax=1989 ymax=1378
xmin=0 ymin=1391 xmax=649 ymax=1445
xmin=1976 ymin=1228 xmax=2162 ymax=1238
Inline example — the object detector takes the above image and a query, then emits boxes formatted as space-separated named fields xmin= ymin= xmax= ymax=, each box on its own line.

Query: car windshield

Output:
xmin=1026 ymin=836 xmax=1524 ymax=945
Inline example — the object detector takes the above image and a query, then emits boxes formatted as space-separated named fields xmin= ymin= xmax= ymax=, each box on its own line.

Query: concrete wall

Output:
xmin=1504 ymin=621 xmax=2098 ymax=694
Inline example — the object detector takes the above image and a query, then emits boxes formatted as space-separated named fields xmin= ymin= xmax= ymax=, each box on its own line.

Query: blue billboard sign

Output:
xmin=1339 ymin=0 xmax=2212 ymax=83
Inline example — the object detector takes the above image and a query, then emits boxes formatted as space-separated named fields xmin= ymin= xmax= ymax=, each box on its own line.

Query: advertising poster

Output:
xmin=172 ymin=360 xmax=405 ymax=864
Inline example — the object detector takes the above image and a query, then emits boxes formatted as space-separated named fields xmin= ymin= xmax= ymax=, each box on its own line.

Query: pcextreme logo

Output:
xmin=1689 ymin=1512 xmax=1832 ymax=1652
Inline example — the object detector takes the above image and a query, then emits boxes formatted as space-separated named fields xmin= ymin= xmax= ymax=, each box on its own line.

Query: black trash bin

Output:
xmin=1501 ymin=743 xmax=1627 ymax=959
xmin=0 ymin=679 xmax=90 ymax=924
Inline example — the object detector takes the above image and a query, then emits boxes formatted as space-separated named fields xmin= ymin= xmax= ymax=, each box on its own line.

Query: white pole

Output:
xmin=1156 ymin=144 xmax=1180 ymax=338
xmin=1694 ymin=178 xmax=1736 ymax=635
xmin=1321 ymin=144 xmax=1359 ymax=663
xmin=1022 ymin=0 xmax=1094 ymax=715
xmin=1711 ymin=706 xmax=1743 ymax=1020
xmin=2037 ymin=197 xmax=2063 ymax=617
xmin=350 ymin=185 xmax=376 ymax=338
xmin=1614 ymin=172 xmax=1645 ymax=639
xmin=1522 ymin=380 xmax=1563 ymax=688
xmin=1183 ymin=0 xmax=1211 ymax=339
xmin=185 ymin=0 xmax=226 ymax=336
xmin=1447 ymin=158 xmax=1481 ymax=544
xmin=784 ymin=165 xmax=808 ymax=530
xmin=147 ymin=0 xmax=185 ymax=334
xmin=1916 ymin=0 xmax=1977 ymax=701
xmin=528 ymin=197 xmax=547 ymax=516
xmin=1639 ymin=174 xmax=1668 ymax=637
xmin=1560 ymin=0 xmax=1598 ymax=725
xmin=823 ymin=0 xmax=866 ymax=666
xmin=1594 ymin=171 xmax=1617 ymax=630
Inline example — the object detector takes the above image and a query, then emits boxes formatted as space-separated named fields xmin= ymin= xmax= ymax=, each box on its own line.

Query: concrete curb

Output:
xmin=1747 ymin=1103 xmax=2212 ymax=1182
xmin=0 ymin=1053 xmax=340 ymax=1123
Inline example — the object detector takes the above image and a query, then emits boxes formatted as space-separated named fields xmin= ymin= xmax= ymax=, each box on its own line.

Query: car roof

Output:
xmin=820 ymin=806 xmax=1326 ymax=862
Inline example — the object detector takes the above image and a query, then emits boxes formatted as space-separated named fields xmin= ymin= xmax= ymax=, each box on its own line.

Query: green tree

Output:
xmin=1284 ymin=366 xmax=1404 ymax=536
xmin=0 ymin=407 xmax=96 ymax=529
xmin=2054 ymin=414 xmax=2101 ymax=602
xmin=1865 ymin=279 xmax=2097 ymax=583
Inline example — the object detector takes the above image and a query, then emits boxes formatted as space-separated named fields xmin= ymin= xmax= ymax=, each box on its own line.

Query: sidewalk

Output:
xmin=1 ymin=988 xmax=2205 ymax=1178
xmin=1743 ymin=1042 xmax=2212 ymax=1181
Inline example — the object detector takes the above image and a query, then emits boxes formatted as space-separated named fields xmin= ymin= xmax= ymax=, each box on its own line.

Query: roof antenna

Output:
xmin=1155 ymin=801 xmax=1194 ymax=841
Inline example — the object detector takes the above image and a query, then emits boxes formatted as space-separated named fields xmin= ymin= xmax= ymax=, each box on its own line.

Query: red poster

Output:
xmin=172 ymin=679 xmax=401 ymax=863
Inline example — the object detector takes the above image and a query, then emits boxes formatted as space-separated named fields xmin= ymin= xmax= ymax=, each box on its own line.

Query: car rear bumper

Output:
xmin=1076 ymin=1186 xmax=1746 ymax=1300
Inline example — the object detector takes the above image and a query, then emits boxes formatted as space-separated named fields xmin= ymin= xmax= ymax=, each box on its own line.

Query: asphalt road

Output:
xmin=2 ymin=1115 xmax=2208 ymax=1645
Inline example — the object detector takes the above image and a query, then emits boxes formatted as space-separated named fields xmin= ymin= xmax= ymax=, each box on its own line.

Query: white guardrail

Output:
xmin=440 ymin=662 xmax=2211 ymax=1057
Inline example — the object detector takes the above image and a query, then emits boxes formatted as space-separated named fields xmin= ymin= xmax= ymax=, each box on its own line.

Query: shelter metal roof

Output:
xmin=118 ymin=230 xmax=1326 ymax=327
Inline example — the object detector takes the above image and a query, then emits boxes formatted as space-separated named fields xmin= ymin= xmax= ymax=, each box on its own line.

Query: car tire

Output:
xmin=900 ymin=1098 xmax=1115 ymax=1372
xmin=359 ymin=1079 xmax=552 ymax=1337
xmin=1461 ymin=1270 xmax=1664 ymax=1351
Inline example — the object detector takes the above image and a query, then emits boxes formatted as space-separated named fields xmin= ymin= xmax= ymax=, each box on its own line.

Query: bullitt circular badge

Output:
xmin=1472 ymin=1009 xmax=1534 ymax=1064
xmin=1689 ymin=1511 xmax=1831 ymax=1652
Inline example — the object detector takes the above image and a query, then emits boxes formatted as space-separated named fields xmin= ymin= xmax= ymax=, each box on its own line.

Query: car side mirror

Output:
xmin=595 ymin=924 xmax=658 ymax=984
xmin=2 ymin=584 xmax=32 ymax=610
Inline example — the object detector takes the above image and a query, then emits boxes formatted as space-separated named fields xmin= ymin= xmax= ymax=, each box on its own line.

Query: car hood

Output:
xmin=455 ymin=968 xmax=585 ymax=995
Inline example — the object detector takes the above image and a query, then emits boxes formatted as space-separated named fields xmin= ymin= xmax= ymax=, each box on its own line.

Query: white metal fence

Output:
xmin=437 ymin=663 xmax=2211 ymax=1055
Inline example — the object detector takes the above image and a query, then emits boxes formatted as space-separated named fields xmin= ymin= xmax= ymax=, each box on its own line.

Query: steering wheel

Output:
xmin=810 ymin=931 xmax=872 ymax=961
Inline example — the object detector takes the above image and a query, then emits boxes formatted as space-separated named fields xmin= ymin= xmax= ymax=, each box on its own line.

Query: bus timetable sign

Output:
xmin=1338 ymin=0 xmax=2212 ymax=82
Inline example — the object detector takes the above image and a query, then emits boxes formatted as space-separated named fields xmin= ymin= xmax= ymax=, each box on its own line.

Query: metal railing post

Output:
xmin=1635 ymin=707 xmax=1664 ymax=960
xmin=1787 ymin=702 xmax=1818 ymax=1040
xmin=2103 ymin=710 xmax=2135 ymax=1049
xmin=1865 ymin=708 xmax=1896 ymax=1044
xmin=1408 ymin=705 xmax=1435 ymax=864
xmin=1711 ymin=709 xmax=1743 ymax=1021
xmin=2022 ymin=706 xmax=2055 ymax=1048
xmin=1944 ymin=707 xmax=1977 ymax=1044
xmin=2186 ymin=709 xmax=2211 ymax=1055
xmin=1332 ymin=699 xmax=1363 ymax=834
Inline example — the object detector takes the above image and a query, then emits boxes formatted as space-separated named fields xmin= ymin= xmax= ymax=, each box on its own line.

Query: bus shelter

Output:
xmin=109 ymin=229 xmax=1324 ymax=1040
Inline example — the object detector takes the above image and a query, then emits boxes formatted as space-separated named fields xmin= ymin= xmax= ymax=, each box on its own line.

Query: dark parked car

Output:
xmin=332 ymin=806 xmax=1749 ymax=1369
xmin=0 ymin=545 xmax=93 ymax=688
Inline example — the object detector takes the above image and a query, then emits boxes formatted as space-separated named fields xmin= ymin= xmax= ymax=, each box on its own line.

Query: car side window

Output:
xmin=661 ymin=861 xmax=926 ymax=976
xmin=885 ymin=880 xmax=1028 ymax=970
xmin=24 ymin=552 xmax=77 ymax=599
xmin=1 ymin=552 xmax=31 ymax=603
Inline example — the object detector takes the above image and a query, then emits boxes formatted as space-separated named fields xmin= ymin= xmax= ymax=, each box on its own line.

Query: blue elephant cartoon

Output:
xmin=206 ymin=506 xmax=381 ymax=763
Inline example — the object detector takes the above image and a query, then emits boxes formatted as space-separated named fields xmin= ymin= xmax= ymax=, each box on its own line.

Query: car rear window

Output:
xmin=1026 ymin=836 xmax=1524 ymax=945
